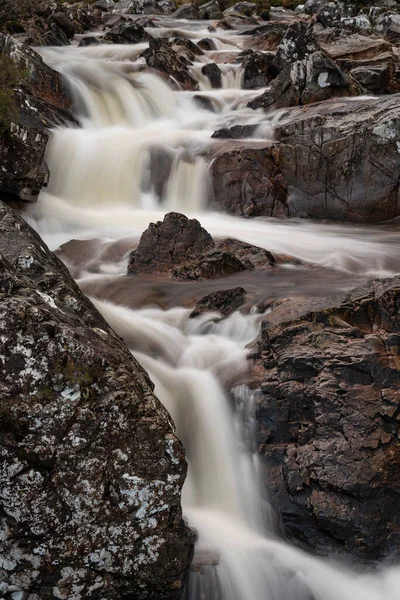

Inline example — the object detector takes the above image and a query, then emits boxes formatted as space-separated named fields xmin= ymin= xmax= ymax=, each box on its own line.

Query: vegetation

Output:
xmin=0 ymin=55 xmax=25 ymax=134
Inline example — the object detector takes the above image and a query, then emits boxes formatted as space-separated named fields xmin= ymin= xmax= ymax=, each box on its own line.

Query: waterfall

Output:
xmin=27 ymin=23 xmax=400 ymax=600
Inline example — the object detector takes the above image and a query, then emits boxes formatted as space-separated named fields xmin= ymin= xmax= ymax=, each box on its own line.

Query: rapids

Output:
xmin=26 ymin=15 xmax=400 ymax=600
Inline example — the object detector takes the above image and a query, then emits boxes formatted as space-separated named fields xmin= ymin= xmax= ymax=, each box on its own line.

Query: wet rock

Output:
xmin=0 ymin=35 xmax=74 ymax=204
xmin=318 ymin=33 xmax=392 ymax=61
xmin=171 ymin=37 xmax=203 ymax=62
xmin=202 ymin=63 xmax=222 ymax=88
xmin=94 ymin=0 xmax=116 ymax=10
xmin=190 ymin=287 xmax=247 ymax=317
xmin=212 ymin=124 xmax=258 ymax=138
xmin=142 ymin=37 xmax=197 ymax=90
xmin=248 ymin=51 xmax=362 ymax=110
xmin=272 ymin=21 xmax=320 ymax=72
xmin=211 ymin=146 xmax=287 ymax=217
xmin=242 ymin=22 xmax=289 ymax=51
xmin=199 ymin=0 xmax=223 ymax=20
xmin=236 ymin=49 xmax=275 ymax=89
xmin=224 ymin=1 xmax=256 ymax=16
xmin=0 ymin=34 xmax=71 ymax=111
xmin=121 ymin=0 xmax=175 ymax=14
xmin=198 ymin=37 xmax=217 ymax=51
xmin=172 ymin=3 xmax=200 ymax=19
xmin=216 ymin=238 xmax=275 ymax=269
xmin=273 ymin=94 xmax=400 ymax=221
xmin=53 ymin=11 xmax=75 ymax=39
xmin=174 ymin=250 xmax=247 ymax=280
xmin=252 ymin=275 xmax=400 ymax=561
xmin=78 ymin=35 xmax=103 ymax=47
xmin=104 ymin=19 xmax=153 ymax=43
xmin=128 ymin=212 xmax=215 ymax=276
xmin=0 ymin=202 xmax=195 ymax=598
xmin=374 ymin=12 xmax=400 ymax=43
xmin=350 ymin=63 xmax=396 ymax=93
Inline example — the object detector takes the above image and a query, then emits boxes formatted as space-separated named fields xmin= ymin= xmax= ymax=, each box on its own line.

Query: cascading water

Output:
xmin=28 ymin=17 xmax=400 ymax=600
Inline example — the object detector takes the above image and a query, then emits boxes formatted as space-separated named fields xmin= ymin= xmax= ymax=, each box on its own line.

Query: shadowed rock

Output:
xmin=190 ymin=287 xmax=247 ymax=317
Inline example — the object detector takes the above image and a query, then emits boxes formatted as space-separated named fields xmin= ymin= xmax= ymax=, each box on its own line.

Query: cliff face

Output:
xmin=0 ymin=201 xmax=194 ymax=599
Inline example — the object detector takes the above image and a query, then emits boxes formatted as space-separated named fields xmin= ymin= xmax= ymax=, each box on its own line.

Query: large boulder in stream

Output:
xmin=0 ymin=202 xmax=194 ymax=598
xmin=128 ymin=213 xmax=276 ymax=279
xmin=141 ymin=38 xmax=197 ymax=90
xmin=251 ymin=275 xmax=400 ymax=561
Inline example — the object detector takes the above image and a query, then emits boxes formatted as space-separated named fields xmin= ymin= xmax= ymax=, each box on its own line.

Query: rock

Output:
xmin=197 ymin=37 xmax=217 ymax=51
xmin=0 ymin=35 xmax=74 ymax=203
xmin=142 ymin=38 xmax=197 ymax=90
xmin=216 ymin=238 xmax=275 ymax=269
xmin=236 ymin=49 xmax=275 ymax=89
xmin=350 ymin=63 xmax=396 ymax=93
xmin=242 ymin=23 xmax=289 ymax=51
xmin=174 ymin=250 xmax=247 ymax=280
xmin=0 ymin=202 xmax=194 ymax=598
xmin=128 ymin=212 xmax=215 ymax=276
xmin=128 ymin=213 xmax=276 ymax=280
xmin=201 ymin=63 xmax=222 ymax=88
xmin=248 ymin=51 xmax=362 ymax=111
xmin=190 ymin=287 xmax=247 ymax=317
xmin=94 ymin=0 xmax=116 ymax=10
xmin=53 ymin=11 xmax=76 ymax=39
xmin=104 ymin=19 xmax=153 ymax=43
xmin=172 ymin=3 xmax=200 ymax=19
xmin=318 ymin=33 xmax=392 ymax=61
xmin=121 ymin=0 xmax=173 ymax=14
xmin=224 ymin=1 xmax=256 ymax=16
xmin=252 ymin=275 xmax=400 ymax=561
xmin=211 ymin=146 xmax=287 ymax=217
xmin=272 ymin=21 xmax=320 ymax=72
xmin=211 ymin=124 xmax=258 ymax=138
xmin=78 ymin=35 xmax=103 ymax=47
xmin=274 ymin=94 xmax=400 ymax=221
xmin=171 ymin=37 xmax=203 ymax=62
xmin=374 ymin=12 xmax=400 ymax=43
xmin=0 ymin=34 xmax=71 ymax=111
xmin=199 ymin=0 xmax=223 ymax=20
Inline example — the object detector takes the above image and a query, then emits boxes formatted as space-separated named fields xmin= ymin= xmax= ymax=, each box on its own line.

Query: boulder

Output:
xmin=216 ymin=238 xmax=275 ymax=269
xmin=211 ymin=124 xmax=258 ymax=138
xmin=374 ymin=12 xmax=400 ymax=43
xmin=274 ymin=94 xmax=400 ymax=221
xmin=248 ymin=51 xmax=362 ymax=111
xmin=172 ymin=3 xmax=200 ymax=19
xmin=211 ymin=146 xmax=287 ymax=217
xmin=0 ymin=202 xmax=194 ymax=598
xmin=190 ymin=287 xmax=247 ymax=317
xmin=252 ymin=275 xmax=400 ymax=560
xmin=224 ymin=1 xmax=256 ymax=15
xmin=201 ymin=62 xmax=222 ymax=88
xmin=94 ymin=0 xmax=116 ymax=10
xmin=197 ymin=37 xmax=217 ymax=51
xmin=173 ymin=250 xmax=247 ymax=280
xmin=142 ymin=38 xmax=197 ymax=90
xmin=236 ymin=49 xmax=275 ymax=89
xmin=318 ymin=33 xmax=392 ymax=61
xmin=78 ymin=35 xmax=103 ymax=47
xmin=199 ymin=0 xmax=223 ymax=19
xmin=53 ymin=11 xmax=75 ymax=39
xmin=104 ymin=19 xmax=153 ymax=43
xmin=272 ymin=21 xmax=320 ymax=72
xmin=128 ymin=212 xmax=215 ymax=276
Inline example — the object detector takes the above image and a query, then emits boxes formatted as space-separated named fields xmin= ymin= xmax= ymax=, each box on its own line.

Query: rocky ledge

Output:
xmin=0 ymin=202 xmax=194 ymax=599
xmin=251 ymin=277 xmax=400 ymax=561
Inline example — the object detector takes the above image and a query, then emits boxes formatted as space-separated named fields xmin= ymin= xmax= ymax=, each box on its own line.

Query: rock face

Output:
xmin=0 ymin=34 xmax=73 ymax=203
xmin=211 ymin=146 xmax=288 ymax=218
xmin=252 ymin=276 xmax=400 ymax=561
xmin=236 ymin=49 xmax=275 ymax=89
xmin=275 ymin=94 xmax=400 ymax=221
xmin=0 ymin=202 xmax=194 ymax=599
xmin=249 ymin=51 xmax=362 ymax=110
xmin=142 ymin=38 xmax=197 ymax=90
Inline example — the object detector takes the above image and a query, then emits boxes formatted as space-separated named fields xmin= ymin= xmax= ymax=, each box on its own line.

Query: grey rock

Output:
xmin=0 ymin=202 xmax=195 ymax=598
xmin=190 ymin=287 xmax=247 ymax=317
xmin=172 ymin=3 xmax=200 ymax=19
xmin=142 ymin=37 xmax=197 ymax=89
xmin=104 ymin=19 xmax=153 ymax=43
xmin=199 ymin=0 xmax=223 ymax=19
xmin=201 ymin=62 xmax=222 ymax=88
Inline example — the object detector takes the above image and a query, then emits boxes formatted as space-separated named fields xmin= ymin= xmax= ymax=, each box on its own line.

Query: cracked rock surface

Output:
xmin=250 ymin=277 xmax=400 ymax=561
xmin=0 ymin=202 xmax=194 ymax=599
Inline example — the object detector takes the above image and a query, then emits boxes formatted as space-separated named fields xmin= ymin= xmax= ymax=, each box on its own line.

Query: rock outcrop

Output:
xmin=0 ymin=34 xmax=73 ymax=204
xmin=128 ymin=213 xmax=276 ymax=280
xmin=141 ymin=38 xmax=197 ymax=90
xmin=251 ymin=275 xmax=400 ymax=561
xmin=0 ymin=202 xmax=194 ymax=599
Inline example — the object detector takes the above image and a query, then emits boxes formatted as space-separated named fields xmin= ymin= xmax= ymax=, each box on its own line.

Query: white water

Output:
xmin=29 ymin=19 xmax=400 ymax=600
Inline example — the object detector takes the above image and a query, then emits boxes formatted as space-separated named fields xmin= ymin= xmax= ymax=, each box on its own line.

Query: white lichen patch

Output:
xmin=317 ymin=72 xmax=330 ymax=88
xmin=372 ymin=120 xmax=399 ymax=144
